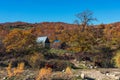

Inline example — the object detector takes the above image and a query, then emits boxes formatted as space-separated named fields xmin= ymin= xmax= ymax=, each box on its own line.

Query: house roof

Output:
xmin=54 ymin=40 xmax=60 ymax=43
xmin=36 ymin=36 xmax=48 ymax=43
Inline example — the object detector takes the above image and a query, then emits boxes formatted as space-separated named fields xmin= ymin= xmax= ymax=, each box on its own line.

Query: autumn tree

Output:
xmin=75 ymin=10 xmax=96 ymax=32
xmin=110 ymin=27 xmax=120 ymax=49
xmin=59 ymin=28 xmax=96 ymax=52
xmin=3 ymin=29 xmax=36 ymax=53
xmin=102 ymin=24 xmax=120 ymax=50
xmin=71 ymin=29 xmax=95 ymax=52
xmin=0 ymin=26 xmax=9 ymax=53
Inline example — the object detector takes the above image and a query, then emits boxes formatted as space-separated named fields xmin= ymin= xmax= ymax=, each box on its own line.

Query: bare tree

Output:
xmin=75 ymin=10 xmax=97 ymax=32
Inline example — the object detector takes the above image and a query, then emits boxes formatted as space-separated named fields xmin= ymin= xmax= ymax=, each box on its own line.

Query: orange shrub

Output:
xmin=13 ymin=62 xmax=24 ymax=75
xmin=6 ymin=62 xmax=24 ymax=77
xmin=65 ymin=66 xmax=73 ymax=75
xmin=36 ymin=67 xmax=52 ymax=80
xmin=65 ymin=66 xmax=73 ymax=79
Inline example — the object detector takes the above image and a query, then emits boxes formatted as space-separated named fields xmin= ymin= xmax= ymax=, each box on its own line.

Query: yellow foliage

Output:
xmin=36 ymin=67 xmax=52 ymax=80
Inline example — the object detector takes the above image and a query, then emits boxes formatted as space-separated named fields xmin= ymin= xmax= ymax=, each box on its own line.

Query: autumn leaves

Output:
xmin=3 ymin=29 xmax=36 ymax=53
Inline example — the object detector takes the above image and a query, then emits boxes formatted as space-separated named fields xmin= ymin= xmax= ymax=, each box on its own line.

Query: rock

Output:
xmin=94 ymin=66 xmax=97 ymax=69
xmin=62 ymin=70 xmax=65 ymax=72
xmin=3 ymin=77 xmax=7 ymax=80
xmin=75 ymin=74 xmax=79 ymax=77
xmin=81 ymin=73 xmax=85 ymax=79
xmin=115 ymin=76 xmax=120 ymax=80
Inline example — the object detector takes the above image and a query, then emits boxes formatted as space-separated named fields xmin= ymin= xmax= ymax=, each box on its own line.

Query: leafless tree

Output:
xmin=75 ymin=10 xmax=97 ymax=32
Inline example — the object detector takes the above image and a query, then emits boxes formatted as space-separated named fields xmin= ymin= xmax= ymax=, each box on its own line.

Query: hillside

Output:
xmin=0 ymin=21 xmax=120 ymax=79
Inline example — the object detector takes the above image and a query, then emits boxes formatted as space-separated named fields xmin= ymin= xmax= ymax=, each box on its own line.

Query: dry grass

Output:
xmin=6 ymin=63 xmax=72 ymax=79
xmin=36 ymin=67 xmax=52 ymax=80
xmin=6 ymin=62 xmax=24 ymax=77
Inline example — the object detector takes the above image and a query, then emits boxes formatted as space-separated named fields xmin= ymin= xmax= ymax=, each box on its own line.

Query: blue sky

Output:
xmin=0 ymin=0 xmax=120 ymax=24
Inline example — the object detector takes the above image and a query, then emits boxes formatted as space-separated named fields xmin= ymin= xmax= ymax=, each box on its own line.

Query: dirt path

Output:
xmin=73 ymin=69 xmax=120 ymax=80
xmin=0 ymin=67 xmax=120 ymax=80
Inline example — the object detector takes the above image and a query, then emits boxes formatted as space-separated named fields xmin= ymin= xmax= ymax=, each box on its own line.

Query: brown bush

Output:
xmin=25 ymin=52 xmax=45 ymax=69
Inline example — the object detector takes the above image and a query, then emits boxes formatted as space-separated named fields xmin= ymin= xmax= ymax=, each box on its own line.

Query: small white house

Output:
xmin=36 ymin=36 xmax=50 ymax=48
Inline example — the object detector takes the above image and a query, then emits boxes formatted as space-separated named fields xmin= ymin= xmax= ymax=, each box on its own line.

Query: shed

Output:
xmin=52 ymin=39 xmax=61 ymax=49
xmin=36 ymin=36 xmax=50 ymax=48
